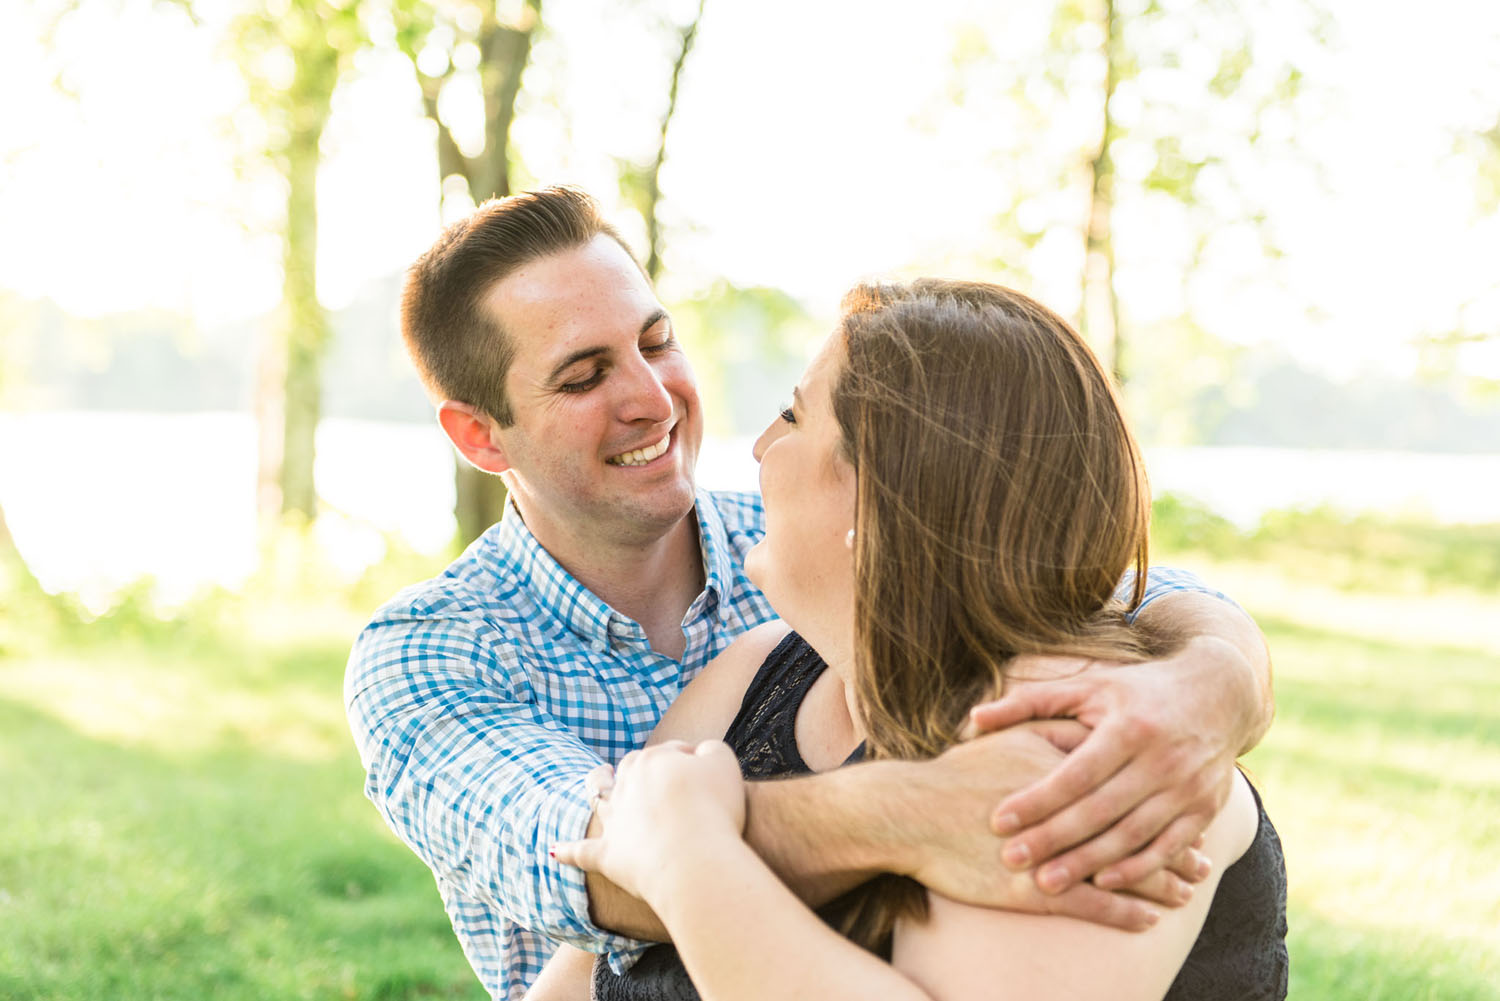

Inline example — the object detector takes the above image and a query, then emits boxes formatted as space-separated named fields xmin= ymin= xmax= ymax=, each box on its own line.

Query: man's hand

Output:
xmin=967 ymin=635 xmax=1261 ymax=895
xmin=898 ymin=722 xmax=1201 ymax=932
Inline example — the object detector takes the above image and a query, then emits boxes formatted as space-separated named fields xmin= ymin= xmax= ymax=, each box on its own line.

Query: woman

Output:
xmin=539 ymin=279 xmax=1287 ymax=1001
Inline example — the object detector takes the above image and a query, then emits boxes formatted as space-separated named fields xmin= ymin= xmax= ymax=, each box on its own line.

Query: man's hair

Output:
xmin=400 ymin=186 xmax=633 ymax=426
xmin=822 ymin=279 xmax=1156 ymax=952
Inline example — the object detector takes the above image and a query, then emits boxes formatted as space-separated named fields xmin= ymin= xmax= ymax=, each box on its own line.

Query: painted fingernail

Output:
xmin=994 ymin=812 xmax=1021 ymax=835
xmin=1039 ymin=863 xmax=1069 ymax=892
xmin=1094 ymin=870 xmax=1124 ymax=890
xmin=1002 ymin=842 xmax=1031 ymax=868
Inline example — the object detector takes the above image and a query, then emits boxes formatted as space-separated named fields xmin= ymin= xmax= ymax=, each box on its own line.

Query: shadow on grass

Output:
xmin=1290 ymin=906 xmax=1499 ymax=1001
xmin=0 ymin=697 xmax=486 ymax=1001
xmin=1256 ymin=614 xmax=1500 ymax=748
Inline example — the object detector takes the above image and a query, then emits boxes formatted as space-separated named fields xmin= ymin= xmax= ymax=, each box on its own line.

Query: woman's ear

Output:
xmin=437 ymin=401 xmax=511 ymax=474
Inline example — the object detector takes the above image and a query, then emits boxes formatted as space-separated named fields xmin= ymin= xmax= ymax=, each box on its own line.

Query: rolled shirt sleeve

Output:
xmin=1116 ymin=564 xmax=1239 ymax=622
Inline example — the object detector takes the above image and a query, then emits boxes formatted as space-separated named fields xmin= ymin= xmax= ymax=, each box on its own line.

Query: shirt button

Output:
xmin=591 ymin=640 xmax=608 ymax=653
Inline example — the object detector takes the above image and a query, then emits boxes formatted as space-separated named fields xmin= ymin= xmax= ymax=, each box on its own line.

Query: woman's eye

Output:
xmin=778 ymin=405 xmax=796 ymax=425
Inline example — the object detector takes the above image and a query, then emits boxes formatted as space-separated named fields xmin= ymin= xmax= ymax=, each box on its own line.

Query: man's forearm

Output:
xmin=587 ymin=761 xmax=917 ymax=940
xmin=742 ymin=761 xmax=922 ymax=902
xmin=1132 ymin=590 xmax=1274 ymax=754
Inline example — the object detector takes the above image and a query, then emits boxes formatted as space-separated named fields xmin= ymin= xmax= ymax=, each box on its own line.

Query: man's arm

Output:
xmin=586 ymin=722 xmax=1193 ymax=938
xmin=345 ymin=604 xmax=642 ymax=958
xmin=968 ymin=569 xmax=1273 ymax=894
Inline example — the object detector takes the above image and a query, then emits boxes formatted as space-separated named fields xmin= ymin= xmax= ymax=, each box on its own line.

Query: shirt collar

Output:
xmin=490 ymin=488 xmax=734 ymax=647
xmin=693 ymin=488 xmax=734 ymax=615
xmin=492 ymin=499 xmax=616 ymax=647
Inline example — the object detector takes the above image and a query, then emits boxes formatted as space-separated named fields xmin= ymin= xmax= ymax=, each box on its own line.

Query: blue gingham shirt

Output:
xmin=344 ymin=488 xmax=1230 ymax=1000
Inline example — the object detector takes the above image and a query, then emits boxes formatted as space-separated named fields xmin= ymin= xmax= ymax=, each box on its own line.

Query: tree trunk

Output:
xmin=640 ymin=0 xmax=706 ymax=282
xmin=1082 ymin=0 xmax=1124 ymax=384
xmin=255 ymin=24 xmax=340 ymax=525
xmin=453 ymin=463 xmax=510 ymax=547
xmin=414 ymin=1 xmax=542 ymax=546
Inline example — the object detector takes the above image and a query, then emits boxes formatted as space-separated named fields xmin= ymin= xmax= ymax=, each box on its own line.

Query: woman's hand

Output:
xmin=553 ymin=740 xmax=747 ymax=908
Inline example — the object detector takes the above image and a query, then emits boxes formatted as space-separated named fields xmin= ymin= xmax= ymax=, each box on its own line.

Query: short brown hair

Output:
xmin=400 ymin=186 xmax=633 ymax=426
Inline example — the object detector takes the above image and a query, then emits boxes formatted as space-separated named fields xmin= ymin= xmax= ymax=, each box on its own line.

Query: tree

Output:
xmin=939 ymin=0 xmax=1324 ymax=393
xmin=392 ymin=0 xmax=543 ymax=547
xmin=618 ymin=0 xmax=707 ymax=284
xmin=230 ymin=0 xmax=367 ymax=523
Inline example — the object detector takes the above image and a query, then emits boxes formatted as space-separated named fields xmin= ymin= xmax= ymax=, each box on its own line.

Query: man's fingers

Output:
xmin=968 ymin=681 xmax=1089 ymax=736
xmin=1031 ymin=786 xmax=1184 ymax=893
xmin=993 ymin=723 xmax=1135 ymax=843
xmin=1164 ymin=844 xmax=1213 ymax=885
xmin=1093 ymin=812 xmax=1214 ymax=890
xmin=1047 ymin=882 xmax=1161 ymax=933
xmin=1025 ymin=718 xmax=1093 ymax=753
xmin=1115 ymin=867 xmax=1194 ymax=909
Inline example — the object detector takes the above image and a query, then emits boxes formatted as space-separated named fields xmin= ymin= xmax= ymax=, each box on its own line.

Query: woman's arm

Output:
xmin=559 ymin=743 xmax=1258 ymax=1001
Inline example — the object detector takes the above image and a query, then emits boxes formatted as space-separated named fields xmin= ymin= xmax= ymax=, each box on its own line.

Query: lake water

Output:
xmin=3 ymin=411 xmax=1497 ymax=607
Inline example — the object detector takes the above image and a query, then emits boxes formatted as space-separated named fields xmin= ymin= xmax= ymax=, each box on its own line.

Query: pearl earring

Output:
xmin=845 ymin=529 xmax=856 ymax=549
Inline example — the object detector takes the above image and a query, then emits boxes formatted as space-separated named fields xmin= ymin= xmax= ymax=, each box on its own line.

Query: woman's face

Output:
xmin=744 ymin=335 xmax=858 ymax=644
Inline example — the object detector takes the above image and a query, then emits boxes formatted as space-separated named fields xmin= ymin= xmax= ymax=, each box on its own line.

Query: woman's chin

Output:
xmin=743 ymin=542 xmax=767 ymax=593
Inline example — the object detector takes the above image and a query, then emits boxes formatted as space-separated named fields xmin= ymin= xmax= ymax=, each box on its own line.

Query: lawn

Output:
xmin=1 ymin=541 xmax=1497 ymax=999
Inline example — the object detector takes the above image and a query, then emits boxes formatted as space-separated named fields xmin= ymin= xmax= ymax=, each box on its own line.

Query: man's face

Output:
xmin=483 ymin=234 xmax=703 ymax=551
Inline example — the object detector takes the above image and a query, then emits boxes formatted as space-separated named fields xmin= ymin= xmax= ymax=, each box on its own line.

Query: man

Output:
xmin=345 ymin=187 xmax=1273 ymax=1000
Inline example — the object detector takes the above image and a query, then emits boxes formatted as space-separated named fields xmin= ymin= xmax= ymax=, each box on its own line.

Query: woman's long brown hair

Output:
xmin=822 ymin=279 xmax=1155 ymax=953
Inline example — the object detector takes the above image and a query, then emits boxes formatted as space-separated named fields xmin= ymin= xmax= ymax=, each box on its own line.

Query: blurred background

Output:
xmin=1 ymin=0 xmax=1496 ymax=998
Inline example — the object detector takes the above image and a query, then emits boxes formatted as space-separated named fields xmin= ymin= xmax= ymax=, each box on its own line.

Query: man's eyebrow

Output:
xmin=639 ymin=308 xmax=669 ymax=335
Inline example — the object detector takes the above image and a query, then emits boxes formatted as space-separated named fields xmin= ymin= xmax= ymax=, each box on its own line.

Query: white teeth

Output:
xmin=608 ymin=433 xmax=670 ymax=466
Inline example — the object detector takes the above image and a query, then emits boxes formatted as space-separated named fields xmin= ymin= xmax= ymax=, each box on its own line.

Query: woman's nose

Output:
xmin=752 ymin=418 xmax=782 ymax=462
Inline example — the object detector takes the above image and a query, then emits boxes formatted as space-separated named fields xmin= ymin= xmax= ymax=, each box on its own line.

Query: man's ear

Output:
xmin=437 ymin=401 xmax=511 ymax=474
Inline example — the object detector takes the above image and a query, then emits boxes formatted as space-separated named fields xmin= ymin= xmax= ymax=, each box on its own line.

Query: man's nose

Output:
xmin=616 ymin=354 xmax=674 ymax=424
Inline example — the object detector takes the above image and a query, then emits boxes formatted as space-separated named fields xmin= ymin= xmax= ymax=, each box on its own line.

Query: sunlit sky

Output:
xmin=3 ymin=0 xmax=1498 ymax=380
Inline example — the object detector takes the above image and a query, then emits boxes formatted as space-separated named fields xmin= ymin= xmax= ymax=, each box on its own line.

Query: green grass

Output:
xmin=0 ymin=579 xmax=486 ymax=1001
xmin=2 ymin=535 xmax=1498 ymax=999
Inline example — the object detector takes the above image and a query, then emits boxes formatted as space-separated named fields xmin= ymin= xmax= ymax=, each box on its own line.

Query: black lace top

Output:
xmin=592 ymin=632 xmax=1288 ymax=1001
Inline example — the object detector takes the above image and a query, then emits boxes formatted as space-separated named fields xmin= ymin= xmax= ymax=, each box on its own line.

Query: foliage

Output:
xmin=928 ymin=0 xmax=1329 ymax=392
xmin=669 ymin=280 xmax=820 ymax=436
xmin=1152 ymin=493 xmax=1500 ymax=593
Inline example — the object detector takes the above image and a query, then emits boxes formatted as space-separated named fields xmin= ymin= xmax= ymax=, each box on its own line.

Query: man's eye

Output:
xmin=559 ymin=371 xmax=604 ymax=394
xmin=643 ymin=333 xmax=676 ymax=354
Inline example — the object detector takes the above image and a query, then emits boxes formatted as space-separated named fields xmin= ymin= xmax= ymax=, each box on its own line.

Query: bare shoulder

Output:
xmin=649 ymin=620 xmax=791 ymax=745
xmin=892 ymin=772 xmax=1259 ymax=1001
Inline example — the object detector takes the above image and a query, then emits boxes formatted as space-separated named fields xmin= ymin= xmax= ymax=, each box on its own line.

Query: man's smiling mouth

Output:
xmin=606 ymin=431 xmax=671 ymax=466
